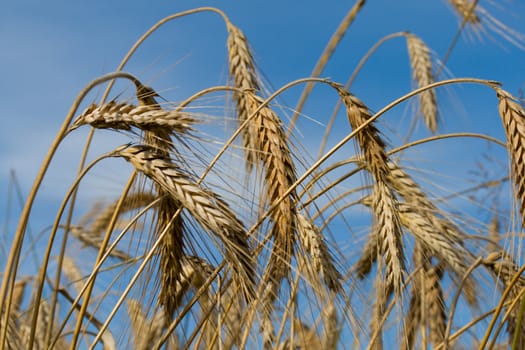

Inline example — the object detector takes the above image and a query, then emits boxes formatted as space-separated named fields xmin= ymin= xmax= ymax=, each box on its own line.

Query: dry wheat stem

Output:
xmin=102 ymin=7 xmax=231 ymax=103
xmin=51 ymin=187 xmax=161 ymax=349
xmin=318 ymin=31 xmax=407 ymax=158
xmin=89 ymin=212 xmax=206 ymax=350
xmin=69 ymin=170 xmax=139 ymax=350
xmin=116 ymin=144 xmax=255 ymax=301
xmin=0 ymin=71 xmax=143 ymax=350
xmin=21 ymin=150 xmax=120 ymax=350
xmin=442 ymin=256 xmax=483 ymax=348
xmin=496 ymin=88 xmax=525 ymax=226
xmin=482 ymin=251 xmax=525 ymax=347
xmin=406 ymin=33 xmax=438 ymax=133
xmin=288 ymin=0 xmax=366 ymax=133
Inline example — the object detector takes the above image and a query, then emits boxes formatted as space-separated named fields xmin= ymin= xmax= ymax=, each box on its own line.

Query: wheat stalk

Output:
xmin=497 ymin=88 xmax=525 ymax=226
xmin=406 ymin=33 xmax=438 ymax=133
xmin=116 ymin=145 xmax=255 ymax=301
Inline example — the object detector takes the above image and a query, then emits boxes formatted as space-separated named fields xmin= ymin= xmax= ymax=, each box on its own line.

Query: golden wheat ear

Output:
xmin=227 ymin=23 xmax=261 ymax=170
xmin=116 ymin=145 xmax=256 ymax=302
xmin=482 ymin=251 xmax=525 ymax=347
xmin=72 ymin=102 xmax=195 ymax=135
xmin=448 ymin=0 xmax=481 ymax=24
xmin=496 ymin=88 xmax=525 ymax=226
xmin=335 ymin=85 xmax=406 ymax=294
xmin=406 ymin=33 xmax=438 ymax=133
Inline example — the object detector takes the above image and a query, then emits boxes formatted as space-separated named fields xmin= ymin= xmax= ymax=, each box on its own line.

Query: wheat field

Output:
xmin=2 ymin=1 xmax=525 ymax=349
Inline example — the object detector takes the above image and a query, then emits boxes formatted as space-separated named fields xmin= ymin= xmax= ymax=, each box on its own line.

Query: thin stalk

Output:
xmin=288 ymin=0 xmax=366 ymax=134
xmin=0 ymin=71 xmax=140 ymax=349
xmin=50 ymin=194 xmax=161 ymax=348
xmin=69 ymin=172 xmax=136 ymax=350
xmin=477 ymin=261 xmax=525 ymax=348
xmin=318 ymin=31 xmax=407 ymax=158
xmin=512 ymin=292 xmax=525 ymax=349
xmin=443 ymin=257 xmax=483 ymax=350
xmin=26 ymin=151 xmax=114 ymax=349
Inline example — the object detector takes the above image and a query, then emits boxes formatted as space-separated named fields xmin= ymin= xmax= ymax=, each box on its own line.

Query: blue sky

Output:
xmin=2 ymin=1 xmax=524 ymax=184
xmin=2 ymin=1 xmax=524 ymax=221
xmin=1 ymin=0 xmax=524 ymax=280
xmin=1 ymin=1 xmax=524 ymax=259
xmin=1 ymin=1 xmax=525 ymax=346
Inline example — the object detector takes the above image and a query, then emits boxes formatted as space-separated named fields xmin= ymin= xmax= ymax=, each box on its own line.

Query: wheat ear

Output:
xmin=227 ymin=23 xmax=260 ymax=169
xmin=72 ymin=101 xmax=195 ymax=135
xmin=135 ymin=83 xmax=189 ymax=320
xmin=448 ymin=0 xmax=480 ymax=24
xmin=117 ymin=145 xmax=255 ymax=301
xmin=406 ymin=33 xmax=438 ymax=133
xmin=70 ymin=192 xmax=155 ymax=260
xmin=354 ymin=231 xmax=379 ymax=278
xmin=126 ymin=299 xmax=165 ymax=350
xmin=425 ymin=263 xmax=446 ymax=347
xmin=336 ymin=86 xmax=405 ymax=293
xmin=244 ymin=91 xmax=299 ymax=349
xmin=297 ymin=214 xmax=341 ymax=291
xmin=397 ymin=203 xmax=469 ymax=280
xmin=496 ymin=88 xmax=525 ymax=226
xmin=386 ymin=162 xmax=465 ymax=244
xmin=246 ymin=92 xmax=298 ymax=282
